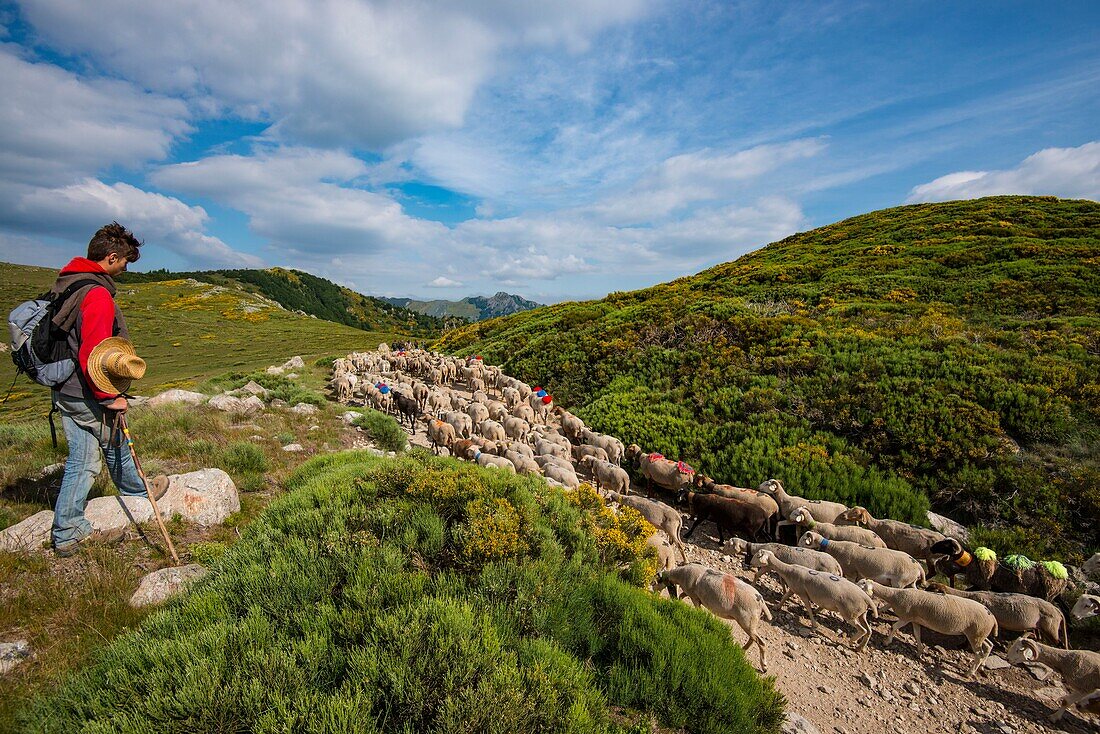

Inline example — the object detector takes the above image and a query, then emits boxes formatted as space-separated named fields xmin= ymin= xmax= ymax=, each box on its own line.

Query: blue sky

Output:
xmin=1 ymin=1 xmax=1097 ymax=303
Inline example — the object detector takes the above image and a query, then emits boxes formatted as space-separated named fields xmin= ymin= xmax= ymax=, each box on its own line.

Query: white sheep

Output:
xmin=543 ymin=462 xmax=580 ymax=489
xmin=605 ymin=490 xmax=686 ymax=563
xmin=927 ymin=582 xmax=1068 ymax=647
xmin=657 ymin=563 xmax=772 ymax=671
xmin=750 ymin=550 xmax=876 ymax=651
xmin=1072 ymin=594 xmax=1099 ymax=620
xmin=800 ymin=532 xmax=925 ymax=588
xmin=1007 ymin=636 xmax=1100 ymax=722
xmin=580 ymin=456 xmax=631 ymax=495
xmin=464 ymin=446 xmax=516 ymax=473
xmin=789 ymin=506 xmax=887 ymax=548
xmin=726 ymin=538 xmax=842 ymax=583
xmin=858 ymin=579 xmax=997 ymax=678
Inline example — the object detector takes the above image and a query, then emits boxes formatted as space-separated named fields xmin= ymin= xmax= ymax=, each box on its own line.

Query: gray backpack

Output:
xmin=8 ymin=279 xmax=99 ymax=388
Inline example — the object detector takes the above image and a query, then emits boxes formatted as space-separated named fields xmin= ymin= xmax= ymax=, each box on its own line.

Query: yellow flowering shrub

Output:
xmin=460 ymin=497 xmax=528 ymax=566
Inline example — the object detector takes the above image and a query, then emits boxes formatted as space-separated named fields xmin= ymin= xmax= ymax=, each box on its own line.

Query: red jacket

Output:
xmin=58 ymin=257 xmax=119 ymax=401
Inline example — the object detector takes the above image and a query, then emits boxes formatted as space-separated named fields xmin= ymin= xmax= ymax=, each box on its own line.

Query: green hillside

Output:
xmin=0 ymin=262 xmax=400 ymax=421
xmin=119 ymin=267 xmax=444 ymax=336
xmin=437 ymin=196 xmax=1100 ymax=560
xmin=384 ymin=292 xmax=543 ymax=322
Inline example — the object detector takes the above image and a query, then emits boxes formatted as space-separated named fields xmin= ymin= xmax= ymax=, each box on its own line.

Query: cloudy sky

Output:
xmin=1 ymin=1 xmax=1098 ymax=302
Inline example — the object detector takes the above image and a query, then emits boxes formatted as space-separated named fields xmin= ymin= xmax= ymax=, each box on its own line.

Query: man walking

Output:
xmin=49 ymin=222 xmax=162 ymax=556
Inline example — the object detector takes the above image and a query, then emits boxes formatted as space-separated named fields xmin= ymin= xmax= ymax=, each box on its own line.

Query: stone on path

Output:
xmin=0 ymin=640 xmax=32 ymax=675
xmin=282 ymin=443 xmax=305 ymax=452
xmin=159 ymin=469 xmax=240 ymax=526
xmin=781 ymin=712 xmax=821 ymax=734
xmin=983 ymin=654 xmax=1011 ymax=670
xmin=130 ymin=564 xmax=208 ymax=607
xmin=146 ymin=389 xmax=208 ymax=408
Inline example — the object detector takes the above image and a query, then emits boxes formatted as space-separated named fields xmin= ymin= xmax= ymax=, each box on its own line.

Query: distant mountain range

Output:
xmin=382 ymin=292 xmax=543 ymax=322
xmin=117 ymin=267 xmax=445 ymax=336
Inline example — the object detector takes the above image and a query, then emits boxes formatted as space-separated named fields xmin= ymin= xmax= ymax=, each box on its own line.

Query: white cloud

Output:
xmin=0 ymin=45 xmax=190 ymax=186
xmin=152 ymin=147 xmax=446 ymax=254
xmin=2 ymin=178 xmax=261 ymax=268
xmin=427 ymin=276 xmax=463 ymax=288
xmin=585 ymin=139 xmax=826 ymax=225
xmin=20 ymin=0 xmax=651 ymax=149
xmin=907 ymin=141 xmax=1100 ymax=203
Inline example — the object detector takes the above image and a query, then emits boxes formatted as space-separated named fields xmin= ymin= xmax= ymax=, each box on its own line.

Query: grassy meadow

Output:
xmin=0 ymin=261 xmax=403 ymax=422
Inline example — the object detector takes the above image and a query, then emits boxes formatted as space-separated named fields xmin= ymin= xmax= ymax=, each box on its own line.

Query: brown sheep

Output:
xmin=626 ymin=444 xmax=694 ymax=496
xmin=678 ymin=489 xmax=773 ymax=543
xmin=693 ymin=474 xmax=779 ymax=539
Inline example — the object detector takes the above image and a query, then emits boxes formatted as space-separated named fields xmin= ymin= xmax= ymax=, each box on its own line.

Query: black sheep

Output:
xmin=677 ymin=489 xmax=773 ymax=543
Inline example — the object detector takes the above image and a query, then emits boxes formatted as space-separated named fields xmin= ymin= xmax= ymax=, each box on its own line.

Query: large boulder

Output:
xmin=927 ymin=511 xmax=969 ymax=543
xmin=282 ymin=356 xmax=305 ymax=371
xmin=0 ymin=510 xmax=53 ymax=552
xmin=265 ymin=365 xmax=285 ymax=376
xmin=159 ymin=469 xmax=240 ymax=526
xmin=208 ymin=394 xmax=265 ymax=416
xmin=130 ymin=564 xmax=208 ymax=607
xmin=85 ymin=495 xmax=156 ymax=530
xmin=230 ymin=380 xmax=269 ymax=399
xmin=146 ymin=389 xmax=208 ymax=408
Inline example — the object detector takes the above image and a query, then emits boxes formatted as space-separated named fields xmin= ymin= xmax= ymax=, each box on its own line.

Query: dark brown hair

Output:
xmin=87 ymin=222 xmax=142 ymax=263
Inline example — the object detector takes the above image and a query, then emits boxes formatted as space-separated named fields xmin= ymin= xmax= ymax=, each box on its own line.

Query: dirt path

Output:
xmin=344 ymin=383 xmax=1093 ymax=734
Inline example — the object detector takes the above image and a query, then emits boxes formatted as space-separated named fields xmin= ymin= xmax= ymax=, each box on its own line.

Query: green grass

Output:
xmin=20 ymin=451 xmax=785 ymax=733
xmin=0 ymin=262 xmax=403 ymax=422
xmin=437 ymin=196 xmax=1100 ymax=561
xmin=353 ymin=409 xmax=409 ymax=452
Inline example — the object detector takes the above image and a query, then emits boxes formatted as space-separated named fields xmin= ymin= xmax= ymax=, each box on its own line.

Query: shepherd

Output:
xmin=48 ymin=223 xmax=166 ymax=557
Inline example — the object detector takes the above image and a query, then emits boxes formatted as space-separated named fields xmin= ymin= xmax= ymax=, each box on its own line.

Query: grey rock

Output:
xmin=265 ymin=365 xmax=285 ymax=376
xmin=208 ymin=394 xmax=264 ymax=416
xmin=781 ymin=712 xmax=821 ymax=734
xmin=1034 ymin=686 xmax=1065 ymax=701
xmin=86 ymin=495 xmax=156 ymax=530
xmin=285 ymin=373 xmax=299 ymax=380
xmin=146 ymin=389 xmax=208 ymax=408
xmin=38 ymin=462 xmax=65 ymax=479
xmin=159 ymin=469 xmax=240 ymax=526
xmin=282 ymin=443 xmax=305 ymax=452
xmin=0 ymin=510 xmax=53 ymax=552
xmin=817 ymin=685 xmax=834 ymax=695
xmin=130 ymin=564 xmax=208 ymax=607
xmin=290 ymin=403 xmax=319 ymax=416
xmin=1023 ymin=662 xmax=1052 ymax=681
xmin=904 ymin=681 xmax=921 ymax=697
xmin=232 ymin=380 xmax=269 ymax=399
xmin=270 ymin=398 xmax=287 ymax=409
xmin=927 ymin=511 xmax=970 ymax=543
xmin=983 ymin=654 xmax=1011 ymax=670
xmin=0 ymin=640 xmax=32 ymax=675
xmin=859 ymin=671 xmax=876 ymax=688
xmin=342 ymin=411 xmax=363 ymax=425
xmin=282 ymin=356 xmax=305 ymax=370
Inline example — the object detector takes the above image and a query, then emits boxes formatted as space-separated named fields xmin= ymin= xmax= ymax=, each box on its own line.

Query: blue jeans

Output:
xmin=51 ymin=392 xmax=147 ymax=548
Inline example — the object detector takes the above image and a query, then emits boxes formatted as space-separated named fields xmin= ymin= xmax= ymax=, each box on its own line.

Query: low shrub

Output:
xmin=25 ymin=452 xmax=784 ymax=733
xmin=354 ymin=409 xmax=408 ymax=453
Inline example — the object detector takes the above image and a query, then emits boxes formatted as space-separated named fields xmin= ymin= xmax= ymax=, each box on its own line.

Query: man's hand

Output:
xmin=104 ymin=397 xmax=128 ymax=412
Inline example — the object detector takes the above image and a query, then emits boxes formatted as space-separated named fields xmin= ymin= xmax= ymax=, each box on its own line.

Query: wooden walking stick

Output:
xmin=119 ymin=413 xmax=180 ymax=565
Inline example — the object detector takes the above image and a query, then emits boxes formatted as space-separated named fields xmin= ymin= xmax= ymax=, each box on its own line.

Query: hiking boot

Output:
xmin=148 ymin=474 xmax=170 ymax=502
xmin=54 ymin=526 xmax=127 ymax=556
xmin=53 ymin=538 xmax=84 ymax=557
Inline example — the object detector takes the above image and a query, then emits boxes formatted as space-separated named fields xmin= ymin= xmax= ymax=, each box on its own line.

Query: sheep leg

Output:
xmin=777 ymin=587 xmax=793 ymax=609
xmin=683 ymin=516 xmax=704 ymax=539
xmin=886 ymin=618 xmax=907 ymax=647
xmin=965 ymin=638 xmax=993 ymax=680
xmin=852 ymin=612 xmax=872 ymax=652
xmin=801 ymin=595 xmax=817 ymax=630
xmin=911 ymin=623 xmax=924 ymax=656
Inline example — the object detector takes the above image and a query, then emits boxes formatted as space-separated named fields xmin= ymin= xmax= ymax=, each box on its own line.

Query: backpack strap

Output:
xmin=47 ymin=278 xmax=105 ymax=331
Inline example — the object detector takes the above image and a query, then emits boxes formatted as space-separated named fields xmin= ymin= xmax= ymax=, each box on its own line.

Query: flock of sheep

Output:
xmin=332 ymin=345 xmax=1100 ymax=725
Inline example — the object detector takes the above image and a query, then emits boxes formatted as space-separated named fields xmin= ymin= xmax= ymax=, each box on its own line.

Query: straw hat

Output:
xmin=87 ymin=337 xmax=146 ymax=395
